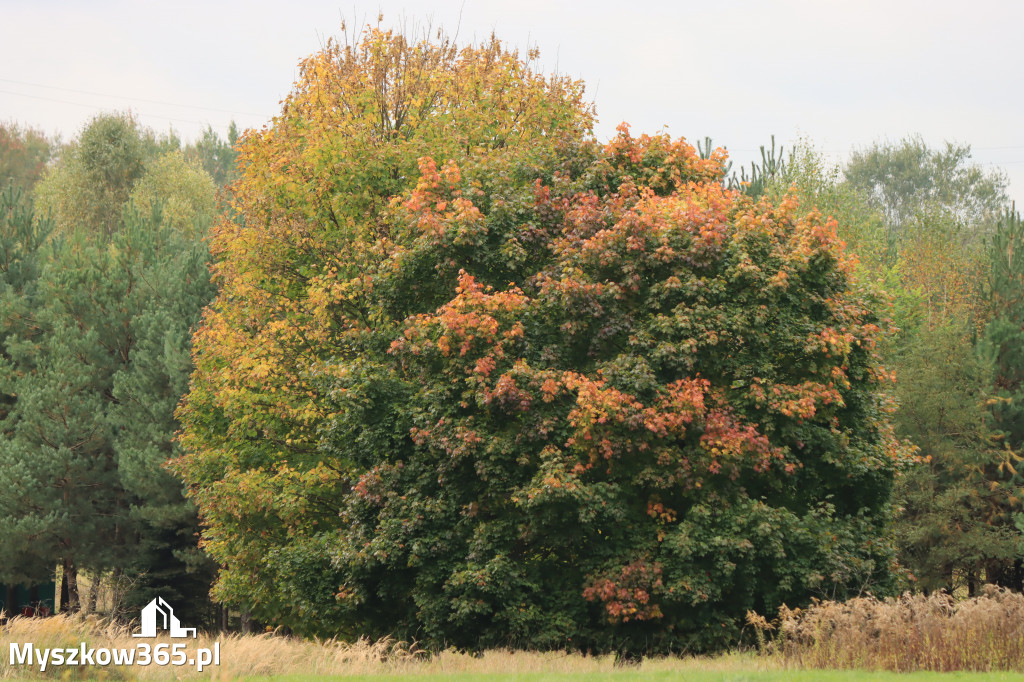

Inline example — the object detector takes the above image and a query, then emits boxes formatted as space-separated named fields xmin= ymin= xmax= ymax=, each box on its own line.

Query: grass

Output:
xmin=255 ymin=674 xmax=1024 ymax=682
xmin=3 ymin=587 xmax=1024 ymax=680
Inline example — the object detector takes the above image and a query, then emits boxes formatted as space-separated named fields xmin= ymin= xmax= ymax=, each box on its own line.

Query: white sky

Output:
xmin=2 ymin=0 xmax=1023 ymax=206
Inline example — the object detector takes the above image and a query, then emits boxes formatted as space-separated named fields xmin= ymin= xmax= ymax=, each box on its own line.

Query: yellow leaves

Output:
xmin=769 ymin=269 xmax=790 ymax=289
xmin=250 ymin=360 xmax=274 ymax=380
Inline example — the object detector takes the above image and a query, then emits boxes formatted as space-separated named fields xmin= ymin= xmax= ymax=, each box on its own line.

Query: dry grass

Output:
xmin=773 ymin=584 xmax=1024 ymax=672
xmin=0 ymin=613 xmax=773 ymax=680
xmin=7 ymin=588 xmax=1023 ymax=679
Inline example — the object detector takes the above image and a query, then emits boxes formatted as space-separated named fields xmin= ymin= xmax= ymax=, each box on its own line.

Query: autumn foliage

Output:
xmin=175 ymin=26 xmax=911 ymax=654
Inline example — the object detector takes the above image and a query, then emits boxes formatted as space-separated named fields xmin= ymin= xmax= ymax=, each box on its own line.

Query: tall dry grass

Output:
xmin=773 ymin=584 xmax=1024 ymax=672
xmin=0 ymin=613 xmax=772 ymax=679
xmin=9 ymin=587 xmax=1021 ymax=678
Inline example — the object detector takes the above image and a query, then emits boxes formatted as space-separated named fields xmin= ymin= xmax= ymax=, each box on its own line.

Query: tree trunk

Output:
xmin=5 ymin=585 xmax=17 ymax=617
xmin=109 ymin=566 xmax=124 ymax=620
xmin=63 ymin=559 xmax=80 ymax=613
xmin=59 ymin=570 xmax=68 ymax=613
xmin=85 ymin=577 xmax=98 ymax=614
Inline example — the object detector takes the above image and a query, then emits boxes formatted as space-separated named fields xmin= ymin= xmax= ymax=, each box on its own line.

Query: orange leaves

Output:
xmin=397 ymin=158 xmax=486 ymax=245
xmin=583 ymin=559 xmax=665 ymax=624
xmin=561 ymin=182 xmax=739 ymax=285
xmin=473 ymin=355 xmax=497 ymax=377
xmin=566 ymin=374 xmax=707 ymax=446
xmin=646 ymin=499 xmax=677 ymax=523
xmin=603 ymin=123 xmax=727 ymax=192
xmin=749 ymin=378 xmax=845 ymax=420
xmin=700 ymin=409 xmax=777 ymax=476
xmin=540 ymin=377 xmax=561 ymax=402
xmin=562 ymin=371 xmax=778 ymax=480
xmin=646 ymin=379 xmax=708 ymax=438
xmin=392 ymin=271 xmax=527 ymax=362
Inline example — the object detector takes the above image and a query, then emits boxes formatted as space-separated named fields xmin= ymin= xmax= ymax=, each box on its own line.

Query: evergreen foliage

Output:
xmin=0 ymin=151 xmax=217 ymax=620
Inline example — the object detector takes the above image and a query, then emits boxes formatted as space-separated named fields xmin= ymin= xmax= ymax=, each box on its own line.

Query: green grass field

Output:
xmin=260 ymin=672 xmax=1024 ymax=682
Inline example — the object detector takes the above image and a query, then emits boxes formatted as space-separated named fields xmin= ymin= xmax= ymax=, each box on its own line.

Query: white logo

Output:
xmin=132 ymin=597 xmax=197 ymax=639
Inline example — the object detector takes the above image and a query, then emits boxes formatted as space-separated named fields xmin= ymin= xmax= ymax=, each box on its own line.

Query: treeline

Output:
xmin=0 ymin=24 xmax=1022 ymax=652
xmin=0 ymin=114 xmax=236 ymax=626
xmin=752 ymin=140 xmax=1024 ymax=594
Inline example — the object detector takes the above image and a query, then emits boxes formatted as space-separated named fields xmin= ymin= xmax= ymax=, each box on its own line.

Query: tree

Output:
xmin=1 ymin=113 xmax=218 ymax=619
xmin=184 ymin=123 xmax=240 ymax=189
xmin=0 ymin=122 xmax=56 ymax=193
xmin=845 ymin=136 xmax=1008 ymax=240
xmin=129 ymin=150 xmax=217 ymax=238
xmin=0 ymin=202 xmax=216 ymax=615
xmin=176 ymin=25 xmax=911 ymax=654
xmin=773 ymin=142 xmax=1019 ymax=595
xmin=34 ymin=112 xmax=154 ymax=237
xmin=0 ymin=184 xmax=56 ymax=587
xmin=975 ymin=207 xmax=1024 ymax=590
xmin=0 ymin=213 xmax=140 ymax=606
xmin=888 ymin=319 xmax=1019 ymax=593
xmin=175 ymin=23 xmax=594 ymax=625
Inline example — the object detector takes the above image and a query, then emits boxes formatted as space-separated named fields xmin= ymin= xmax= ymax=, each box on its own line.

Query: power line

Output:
xmin=0 ymin=88 xmax=224 ymax=128
xmin=0 ymin=77 xmax=269 ymax=118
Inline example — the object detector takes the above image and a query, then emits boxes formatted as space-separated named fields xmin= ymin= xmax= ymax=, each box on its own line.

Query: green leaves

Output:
xmin=177 ymin=46 xmax=910 ymax=651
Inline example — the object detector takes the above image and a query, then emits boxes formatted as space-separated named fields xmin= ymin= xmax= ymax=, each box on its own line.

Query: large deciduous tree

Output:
xmin=176 ymin=26 xmax=911 ymax=653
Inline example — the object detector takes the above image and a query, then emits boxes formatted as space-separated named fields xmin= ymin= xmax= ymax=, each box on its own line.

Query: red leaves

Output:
xmin=583 ymin=559 xmax=665 ymax=623
xmin=700 ymin=409 xmax=776 ymax=476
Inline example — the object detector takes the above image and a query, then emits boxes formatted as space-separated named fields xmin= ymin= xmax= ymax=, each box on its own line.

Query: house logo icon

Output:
xmin=132 ymin=596 xmax=197 ymax=638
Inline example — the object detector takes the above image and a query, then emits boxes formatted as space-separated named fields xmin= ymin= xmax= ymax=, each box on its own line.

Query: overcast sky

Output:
xmin=3 ymin=0 xmax=1023 ymax=205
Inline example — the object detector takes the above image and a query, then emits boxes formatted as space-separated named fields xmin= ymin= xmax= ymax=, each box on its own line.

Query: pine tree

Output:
xmin=109 ymin=206 xmax=218 ymax=624
xmin=0 ymin=190 xmax=216 ymax=617
xmin=977 ymin=207 xmax=1024 ymax=590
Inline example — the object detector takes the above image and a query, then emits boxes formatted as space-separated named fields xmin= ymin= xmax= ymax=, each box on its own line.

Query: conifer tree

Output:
xmin=978 ymin=207 xmax=1024 ymax=589
xmin=1 ymin=166 xmax=216 ymax=618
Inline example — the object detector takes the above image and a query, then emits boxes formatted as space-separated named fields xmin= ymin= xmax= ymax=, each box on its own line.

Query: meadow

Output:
xmin=3 ymin=588 xmax=1024 ymax=680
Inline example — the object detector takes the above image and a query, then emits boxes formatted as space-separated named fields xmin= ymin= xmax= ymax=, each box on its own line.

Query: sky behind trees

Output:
xmin=2 ymin=0 xmax=1023 ymax=204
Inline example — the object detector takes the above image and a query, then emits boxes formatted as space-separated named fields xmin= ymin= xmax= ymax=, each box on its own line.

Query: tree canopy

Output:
xmin=175 ymin=26 xmax=912 ymax=654
xmin=845 ymin=136 xmax=1008 ymax=237
xmin=770 ymin=142 xmax=1023 ymax=595
xmin=0 ymin=115 xmax=219 ymax=621
xmin=0 ymin=122 xmax=55 ymax=193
